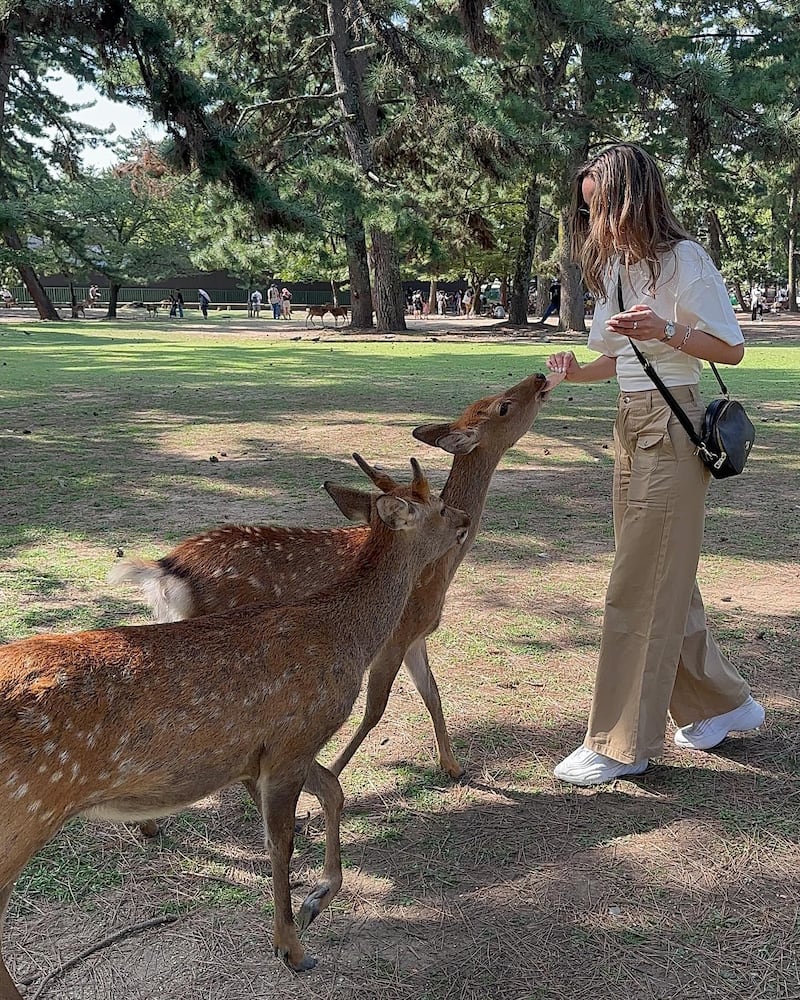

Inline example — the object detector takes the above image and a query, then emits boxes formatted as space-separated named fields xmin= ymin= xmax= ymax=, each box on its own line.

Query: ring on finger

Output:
xmin=633 ymin=321 xmax=638 ymax=330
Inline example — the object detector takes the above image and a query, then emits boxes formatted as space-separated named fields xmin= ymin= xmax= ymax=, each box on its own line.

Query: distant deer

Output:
xmin=0 ymin=460 xmax=469 ymax=992
xmin=305 ymin=304 xmax=348 ymax=327
xmin=111 ymin=372 xmax=559 ymax=781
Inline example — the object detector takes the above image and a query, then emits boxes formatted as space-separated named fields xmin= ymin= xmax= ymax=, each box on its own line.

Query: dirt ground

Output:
xmin=2 ymin=307 xmax=799 ymax=1000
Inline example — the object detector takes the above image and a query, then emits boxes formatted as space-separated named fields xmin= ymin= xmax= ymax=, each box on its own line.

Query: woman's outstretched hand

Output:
xmin=547 ymin=351 xmax=581 ymax=379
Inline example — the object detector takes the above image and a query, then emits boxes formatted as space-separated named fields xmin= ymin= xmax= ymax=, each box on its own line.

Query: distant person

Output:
xmin=462 ymin=287 xmax=473 ymax=316
xmin=250 ymin=289 xmax=262 ymax=318
xmin=412 ymin=289 xmax=423 ymax=318
xmin=436 ymin=289 xmax=447 ymax=315
xmin=750 ymin=285 xmax=762 ymax=322
xmin=541 ymin=278 xmax=561 ymax=322
xmin=198 ymin=287 xmax=211 ymax=319
xmin=88 ymin=284 xmax=100 ymax=304
xmin=492 ymin=303 xmax=506 ymax=319
xmin=268 ymin=283 xmax=281 ymax=319
xmin=175 ymin=290 xmax=184 ymax=318
xmin=281 ymin=287 xmax=292 ymax=318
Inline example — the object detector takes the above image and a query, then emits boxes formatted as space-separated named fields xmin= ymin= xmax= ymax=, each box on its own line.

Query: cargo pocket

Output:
xmin=628 ymin=408 xmax=672 ymax=504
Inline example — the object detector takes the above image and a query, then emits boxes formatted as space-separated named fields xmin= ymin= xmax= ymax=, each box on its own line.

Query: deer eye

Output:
xmin=498 ymin=401 xmax=511 ymax=416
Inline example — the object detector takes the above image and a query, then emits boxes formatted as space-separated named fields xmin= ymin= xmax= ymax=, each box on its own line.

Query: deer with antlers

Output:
xmin=0 ymin=461 xmax=469 ymax=993
xmin=110 ymin=372 xmax=560 ymax=784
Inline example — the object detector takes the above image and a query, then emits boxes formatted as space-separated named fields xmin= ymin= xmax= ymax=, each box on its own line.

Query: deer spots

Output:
xmin=248 ymin=575 xmax=264 ymax=590
xmin=10 ymin=782 xmax=29 ymax=800
xmin=27 ymin=799 xmax=42 ymax=814
xmin=50 ymin=770 xmax=63 ymax=783
xmin=19 ymin=708 xmax=52 ymax=732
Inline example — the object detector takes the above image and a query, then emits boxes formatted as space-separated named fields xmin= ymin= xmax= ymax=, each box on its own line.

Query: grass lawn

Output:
xmin=1 ymin=318 xmax=799 ymax=1000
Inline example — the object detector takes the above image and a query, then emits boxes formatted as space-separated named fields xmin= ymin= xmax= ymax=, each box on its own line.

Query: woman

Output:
xmin=547 ymin=143 xmax=764 ymax=786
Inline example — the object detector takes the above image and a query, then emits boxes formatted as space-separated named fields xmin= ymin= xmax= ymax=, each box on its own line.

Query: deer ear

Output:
xmin=375 ymin=494 xmax=418 ymax=530
xmin=413 ymin=422 xmax=480 ymax=455
xmin=323 ymin=482 xmax=374 ymax=523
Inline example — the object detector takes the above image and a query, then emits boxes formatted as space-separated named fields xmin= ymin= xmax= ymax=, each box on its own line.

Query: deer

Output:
xmin=0 ymin=460 xmax=470 ymax=995
xmin=305 ymin=304 xmax=348 ymax=327
xmin=110 ymin=372 xmax=561 ymax=785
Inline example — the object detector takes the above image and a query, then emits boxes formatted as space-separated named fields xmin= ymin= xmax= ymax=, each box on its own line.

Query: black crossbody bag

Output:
xmin=617 ymin=274 xmax=755 ymax=479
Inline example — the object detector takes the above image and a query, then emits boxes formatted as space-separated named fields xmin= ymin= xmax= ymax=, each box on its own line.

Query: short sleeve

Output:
xmin=676 ymin=245 xmax=743 ymax=346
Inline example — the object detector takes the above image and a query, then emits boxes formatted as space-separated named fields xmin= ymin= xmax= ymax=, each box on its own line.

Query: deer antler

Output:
xmin=351 ymin=453 xmax=399 ymax=492
xmin=409 ymin=458 xmax=430 ymax=502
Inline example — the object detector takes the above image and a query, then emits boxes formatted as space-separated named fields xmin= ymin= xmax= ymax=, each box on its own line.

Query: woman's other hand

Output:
xmin=607 ymin=303 xmax=665 ymax=342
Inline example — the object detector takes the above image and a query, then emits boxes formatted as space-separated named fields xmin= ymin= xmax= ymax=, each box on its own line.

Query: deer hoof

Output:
xmin=139 ymin=819 xmax=161 ymax=838
xmin=297 ymin=886 xmax=328 ymax=930
xmin=275 ymin=946 xmax=317 ymax=972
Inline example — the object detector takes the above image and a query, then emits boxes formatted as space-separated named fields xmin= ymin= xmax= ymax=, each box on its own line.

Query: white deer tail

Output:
xmin=108 ymin=559 xmax=196 ymax=623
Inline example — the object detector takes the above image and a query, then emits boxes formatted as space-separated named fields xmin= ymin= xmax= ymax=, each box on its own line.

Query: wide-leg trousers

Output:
xmin=584 ymin=385 xmax=750 ymax=763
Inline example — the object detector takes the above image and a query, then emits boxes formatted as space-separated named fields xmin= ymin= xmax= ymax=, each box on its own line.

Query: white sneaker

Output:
xmin=553 ymin=746 xmax=649 ymax=787
xmin=673 ymin=696 xmax=765 ymax=751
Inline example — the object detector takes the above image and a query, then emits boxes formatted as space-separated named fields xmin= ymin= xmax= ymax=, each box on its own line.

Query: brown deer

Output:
xmin=327 ymin=371 xmax=562 ymax=778
xmin=0 ymin=461 xmax=470 ymax=993
xmin=111 ymin=372 xmax=560 ymax=781
xmin=305 ymin=304 xmax=348 ymax=327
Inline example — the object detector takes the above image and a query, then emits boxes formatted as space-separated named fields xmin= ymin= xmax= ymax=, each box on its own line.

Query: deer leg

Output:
xmin=402 ymin=637 xmax=464 ymax=779
xmin=259 ymin=766 xmax=316 ymax=972
xmin=329 ymin=645 xmax=405 ymax=777
xmin=296 ymin=762 xmax=344 ymax=931
xmin=0 ymin=880 xmax=23 ymax=1000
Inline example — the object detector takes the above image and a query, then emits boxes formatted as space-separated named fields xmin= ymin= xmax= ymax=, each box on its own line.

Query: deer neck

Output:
xmin=332 ymin=524 xmax=422 ymax=655
xmin=441 ymin=447 xmax=497 ymax=540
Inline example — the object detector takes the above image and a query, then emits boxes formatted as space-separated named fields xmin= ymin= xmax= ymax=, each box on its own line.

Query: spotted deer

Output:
xmin=0 ymin=461 xmax=469 ymax=993
xmin=111 ymin=372 xmax=560 ymax=782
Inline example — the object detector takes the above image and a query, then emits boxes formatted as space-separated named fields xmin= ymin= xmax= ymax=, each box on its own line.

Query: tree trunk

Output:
xmin=558 ymin=211 xmax=585 ymax=333
xmin=106 ymin=282 xmax=120 ymax=319
xmin=706 ymin=208 xmax=722 ymax=269
xmin=326 ymin=0 xmax=405 ymax=332
xmin=428 ymin=277 xmax=437 ymax=315
xmin=2 ymin=227 xmax=60 ymax=319
xmin=330 ymin=278 xmax=338 ymax=306
xmin=371 ymin=231 xmax=406 ymax=329
xmin=508 ymin=175 xmax=540 ymax=324
xmin=345 ymin=215 xmax=374 ymax=328
xmin=788 ymin=165 xmax=799 ymax=312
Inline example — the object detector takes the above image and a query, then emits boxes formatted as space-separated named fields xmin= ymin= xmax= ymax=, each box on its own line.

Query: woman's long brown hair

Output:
xmin=571 ymin=144 xmax=695 ymax=299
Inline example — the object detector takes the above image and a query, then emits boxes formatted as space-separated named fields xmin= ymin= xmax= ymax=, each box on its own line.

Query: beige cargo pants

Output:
xmin=585 ymin=385 xmax=750 ymax=763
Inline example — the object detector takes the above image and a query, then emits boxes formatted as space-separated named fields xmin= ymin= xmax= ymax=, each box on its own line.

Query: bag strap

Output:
xmin=616 ymin=272 xmax=703 ymax=448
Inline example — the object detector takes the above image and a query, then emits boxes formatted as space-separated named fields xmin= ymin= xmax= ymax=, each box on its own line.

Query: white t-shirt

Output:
xmin=587 ymin=241 xmax=744 ymax=391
